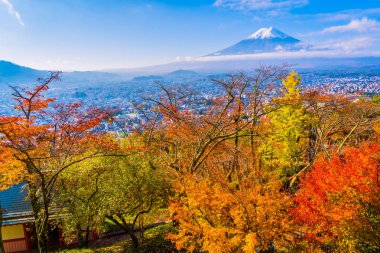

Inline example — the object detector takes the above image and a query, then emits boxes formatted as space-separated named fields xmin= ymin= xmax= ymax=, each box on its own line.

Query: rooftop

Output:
xmin=0 ymin=183 xmax=33 ymax=225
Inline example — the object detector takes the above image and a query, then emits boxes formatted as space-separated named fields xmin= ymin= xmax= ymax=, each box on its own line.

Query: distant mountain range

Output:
xmin=0 ymin=60 xmax=205 ymax=86
xmin=209 ymin=27 xmax=306 ymax=56
xmin=0 ymin=60 xmax=133 ymax=87
xmin=2 ymin=57 xmax=380 ymax=88
xmin=0 ymin=61 xmax=46 ymax=85
xmin=131 ymin=70 xmax=200 ymax=82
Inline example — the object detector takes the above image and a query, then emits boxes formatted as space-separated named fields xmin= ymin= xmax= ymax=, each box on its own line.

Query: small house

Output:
xmin=0 ymin=184 xmax=99 ymax=253
xmin=0 ymin=184 xmax=33 ymax=253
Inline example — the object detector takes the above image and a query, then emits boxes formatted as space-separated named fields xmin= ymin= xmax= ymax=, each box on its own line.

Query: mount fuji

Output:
xmin=209 ymin=27 xmax=305 ymax=56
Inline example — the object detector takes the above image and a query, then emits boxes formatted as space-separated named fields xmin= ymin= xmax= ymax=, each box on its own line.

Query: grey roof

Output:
xmin=0 ymin=183 xmax=33 ymax=225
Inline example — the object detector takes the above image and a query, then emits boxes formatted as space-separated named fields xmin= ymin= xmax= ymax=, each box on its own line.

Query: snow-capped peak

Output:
xmin=247 ymin=27 xmax=288 ymax=40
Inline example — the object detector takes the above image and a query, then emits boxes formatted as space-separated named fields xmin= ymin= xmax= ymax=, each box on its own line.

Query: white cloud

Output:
xmin=322 ymin=17 xmax=380 ymax=34
xmin=0 ymin=0 xmax=24 ymax=26
xmin=213 ymin=0 xmax=308 ymax=11
xmin=312 ymin=37 xmax=375 ymax=52
xmin=311 ymin=8 xmax=380 ymax=22
xmin=176 ymin=56 xmax=195 ymax=62
xmin=192 ymin=48 xmax=380 ymax=62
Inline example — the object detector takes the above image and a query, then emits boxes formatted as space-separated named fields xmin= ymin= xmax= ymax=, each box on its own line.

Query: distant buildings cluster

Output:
xmin=0 ymin=70 xmax=379 ymax=134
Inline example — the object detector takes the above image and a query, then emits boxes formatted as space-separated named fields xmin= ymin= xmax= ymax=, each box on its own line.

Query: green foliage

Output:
xmin=354 ymin=202 xmax=380 ymax=253
xmin=370 ymin=94 xmax=380 ymax=104
xmin=139 ymin=223 xmax=176 ymax=252
xmin=57 ymin=156 xmax=110 ymax=244
xmin=56 ymin=137 xmax=172 ymax=247
xmin=96 ymin=152 xmax=171 ymax=224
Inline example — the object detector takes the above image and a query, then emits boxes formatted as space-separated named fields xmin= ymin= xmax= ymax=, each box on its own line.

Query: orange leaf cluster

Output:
xmin=293 ymin=142 xmax=380 ymax=246
xmin=168 ymin=173 xmax=292 ymax=252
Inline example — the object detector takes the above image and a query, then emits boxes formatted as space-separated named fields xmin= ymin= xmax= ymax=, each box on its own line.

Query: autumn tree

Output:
xmin=260 ymin=79 xmax=379 ymax=188
xmin=168 ymin=167 xmax=293 ymax=252
xmin=141 ymin=67 xmax=296 ymax=252
xmin=0 ymin=148 xmax=23 ymax=253
xmin=0 ymin=117 xmax=26 ymax=253
xmin=259 ymin=71 xmax=309 ymax=185
xmin=143 ymin=66 xmax=287 ymax=176
xmin=56 ymin=157 xmax=107 ymax=248
xmin=56 ymin=136 xmax=170 ymax=253
xmin=302 ymin=91 xmax=378 ymax=160
xmin=0 ymin=73 xmax=113 ymax=253
xmin=293 ymin=142 xmax=380 ymax=252
xmin=97 ymin=153 xmax=170 ymax=253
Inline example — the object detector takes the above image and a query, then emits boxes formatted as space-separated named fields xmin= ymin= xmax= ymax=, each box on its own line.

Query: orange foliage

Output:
xmin=168 ymin=172 xmax=292 ymax=252
xmin=0 ymin=73 xmax=116 ymax=252
xmin=292 ymin=142 xmax=380 ymax=248
xmin=0 ymin=73 xmax=112 ymax=187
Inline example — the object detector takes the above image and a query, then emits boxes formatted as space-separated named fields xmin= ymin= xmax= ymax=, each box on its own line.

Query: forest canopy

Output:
xmin=0 ymin=67 xmax=379 ymax=253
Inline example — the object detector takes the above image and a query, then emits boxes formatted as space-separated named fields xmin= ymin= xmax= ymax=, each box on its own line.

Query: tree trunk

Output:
xmin=28 ymin=183 xmax=49 ymax=253
xmin=250 ymin=128 xmax=255 ymax=170
xmin=76 ymin=223 xmax=84 ymax=248
xmin=139 ymin=215 xmax=144 ymax=239
xmin=308 ymin=126 xmax=317 ymax=163
xmin=130 ymin=233 xmax=139 ymax=253
xmin=0 ymin=202 xmax=5 ymax=253
xmin=106 ymin=216 xmax=139 ymax=253
xmin=250 ymin=118 xmax=258 ymax=176
xmin=84 ymin=225 xmax=90 ymax=248
xmin=232 ymin=116 xmax=241 ymax=184
xmin=233 ymin=127 xmax=239 ymax=177
xmin=35 ymin=208 xmax=49 ymax=253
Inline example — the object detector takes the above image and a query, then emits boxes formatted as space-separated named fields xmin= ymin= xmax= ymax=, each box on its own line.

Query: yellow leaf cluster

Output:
xmin=168 ymin=173 xmax=292 ymax=252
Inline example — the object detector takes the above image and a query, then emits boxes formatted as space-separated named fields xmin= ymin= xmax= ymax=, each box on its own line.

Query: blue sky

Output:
xmin=0 ymin=0 xmax=379 ymax=70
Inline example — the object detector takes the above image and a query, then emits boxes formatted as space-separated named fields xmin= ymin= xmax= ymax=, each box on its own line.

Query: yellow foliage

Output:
xmin=260 ymin=71 xmax=309 ymax=180
xmin=168 ymin=173 xmax=293 ymax=252
xmin=282 ymin=71 xmax=301 ymax=98
xmin=0 ymin=148 xmax=24 ymax=190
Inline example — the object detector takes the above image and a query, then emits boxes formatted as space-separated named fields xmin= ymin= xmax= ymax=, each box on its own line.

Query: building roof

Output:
xmin=0 ymin=183 xmax=33 ymax=225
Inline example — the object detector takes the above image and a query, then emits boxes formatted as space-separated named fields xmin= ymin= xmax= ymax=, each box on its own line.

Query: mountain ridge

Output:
xmin=209 ymin=27 xmax=304 ymax=56
xmin=0 ymin=60 xmax=46 ymax=85
xmin=247 ymin=27 xmax=293 ymax=40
